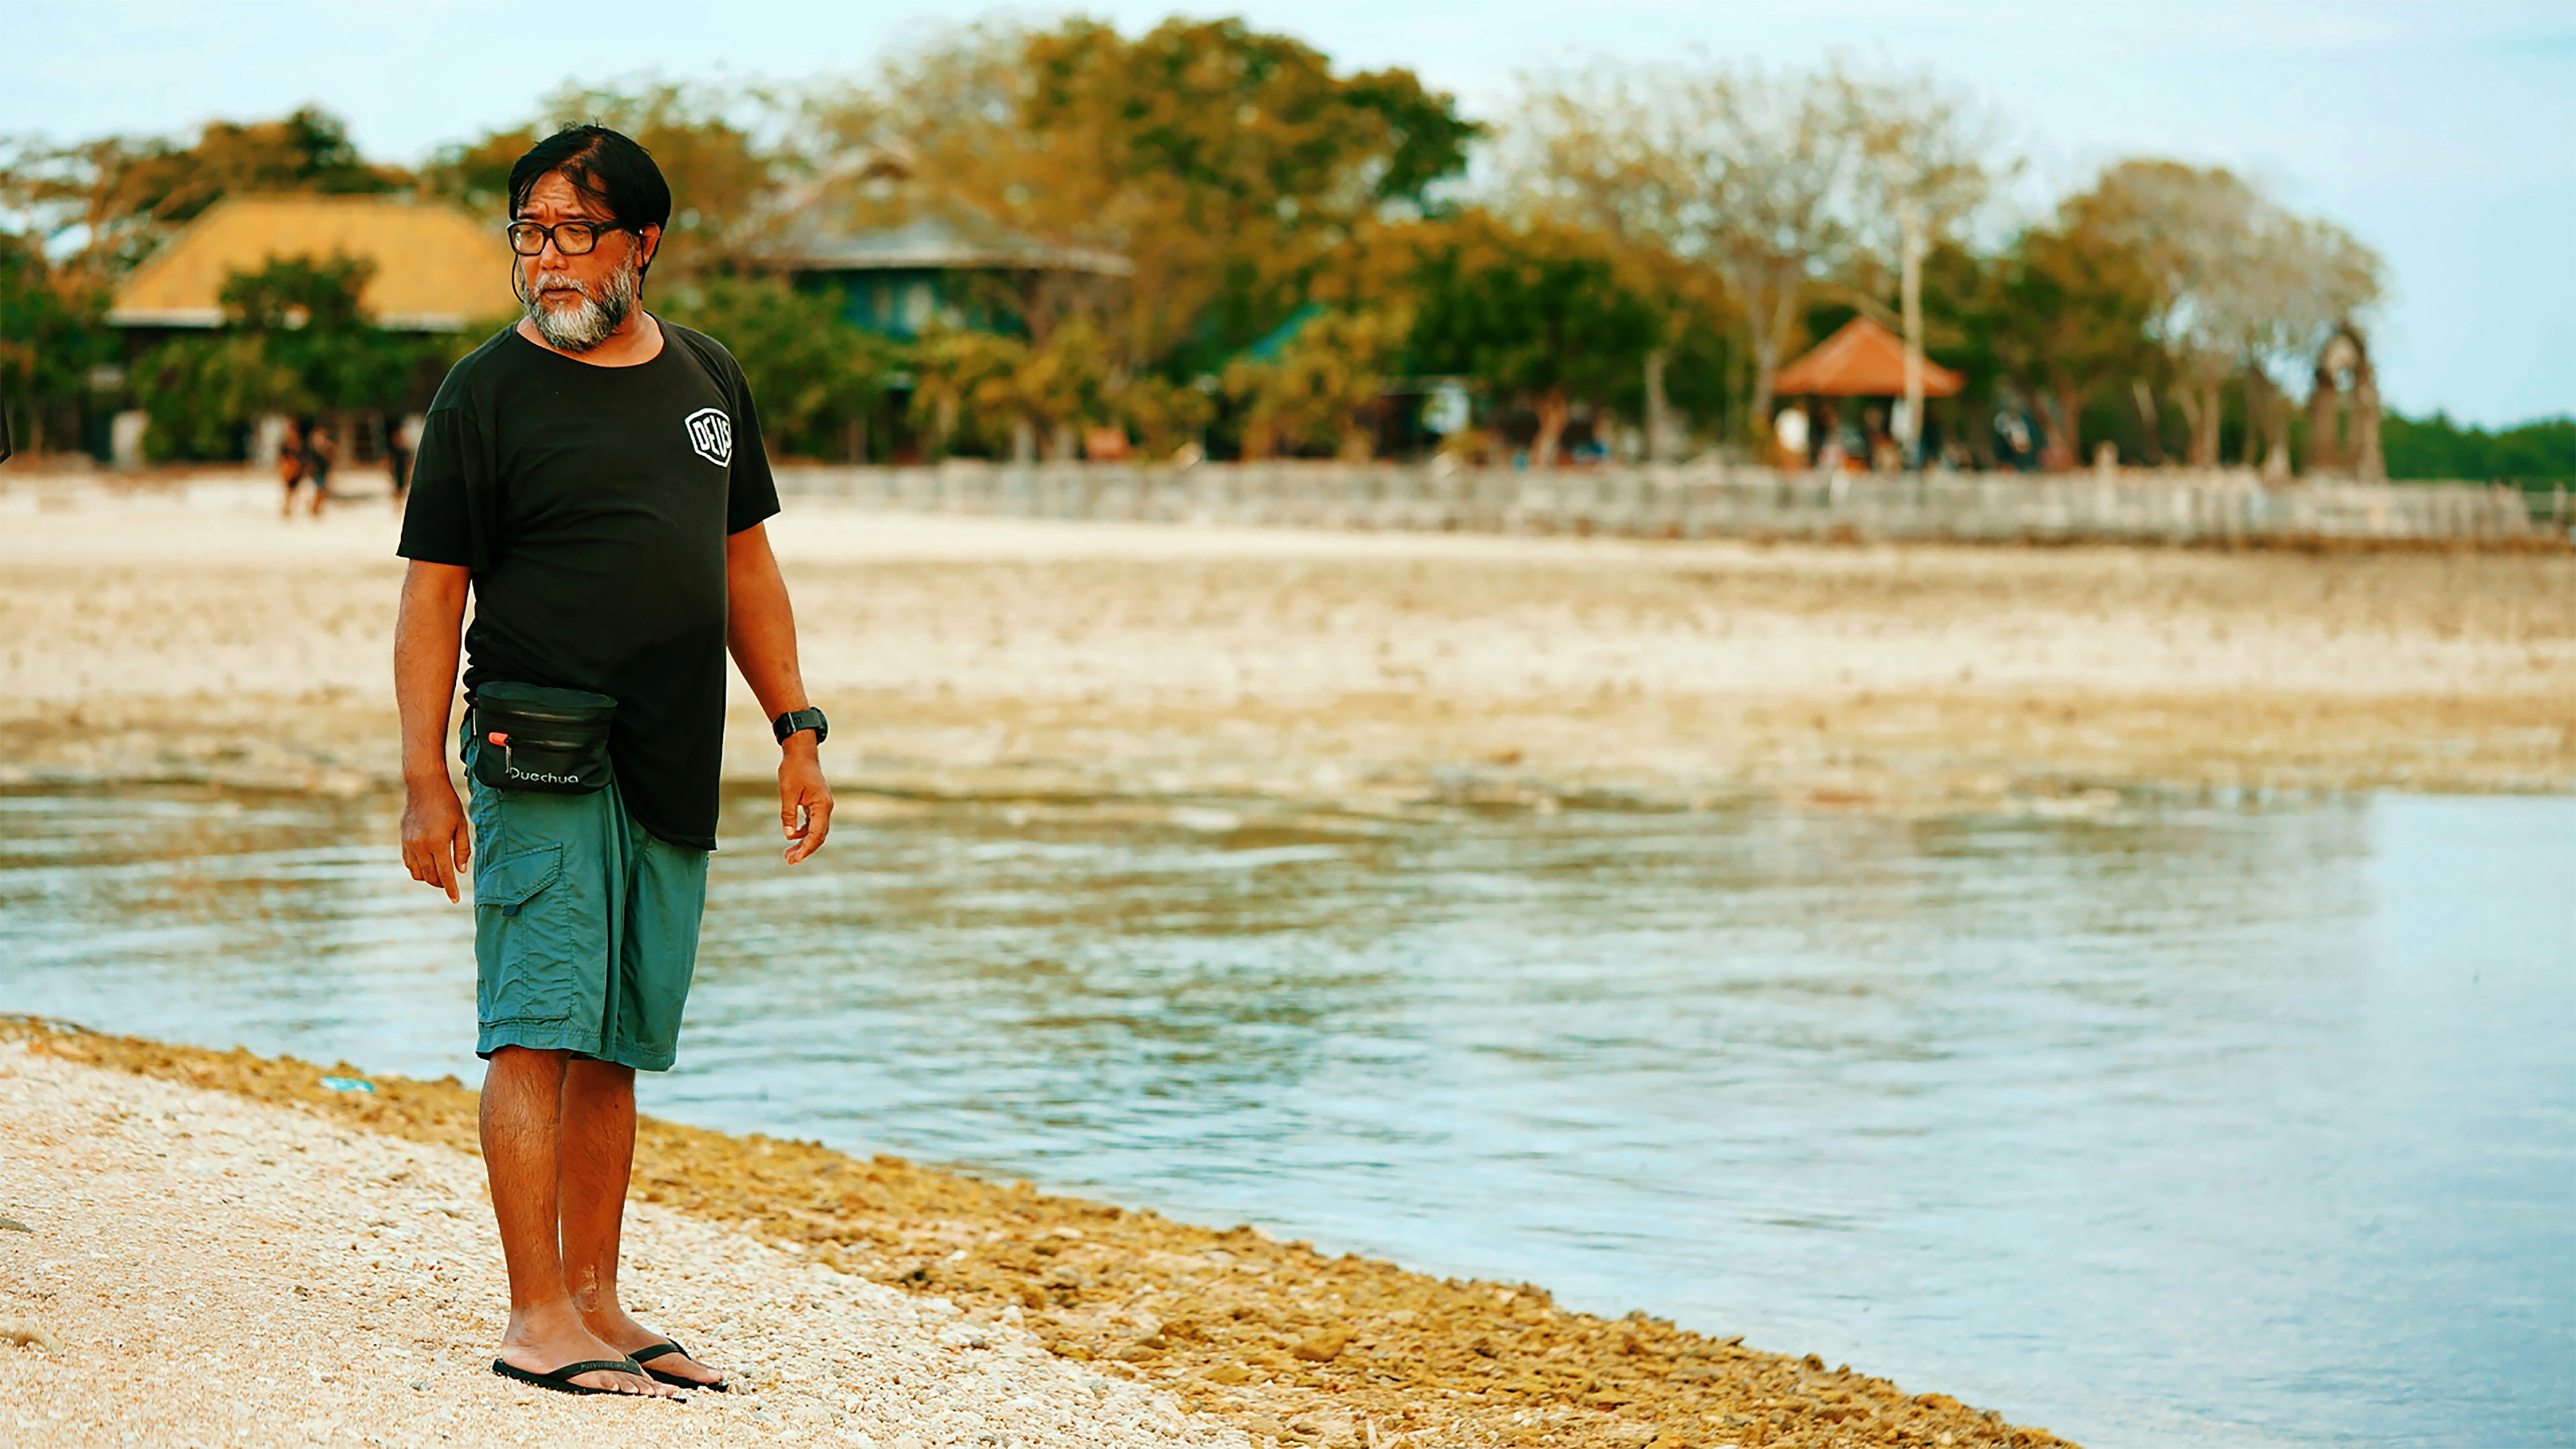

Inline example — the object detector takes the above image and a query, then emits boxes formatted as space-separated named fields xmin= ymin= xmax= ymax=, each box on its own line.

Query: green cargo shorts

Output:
xmin=462 ymin=728 xmax=710 ymax=1072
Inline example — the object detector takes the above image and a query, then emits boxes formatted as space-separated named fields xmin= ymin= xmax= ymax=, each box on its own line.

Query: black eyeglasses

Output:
xmin=505 ymin=220 xmax=628 ymax=257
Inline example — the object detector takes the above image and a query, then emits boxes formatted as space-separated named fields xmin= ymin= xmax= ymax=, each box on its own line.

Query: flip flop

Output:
xmin=490 ymin=1356 xmax=650 ymax=1396
xmin=632 ymin=1339 xmax=730 ymax=1392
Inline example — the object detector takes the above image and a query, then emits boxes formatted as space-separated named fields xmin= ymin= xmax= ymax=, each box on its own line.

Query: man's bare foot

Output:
xmin=498 ymin=1307 xmax=673 ymax=1397
xmin=586 ymin=1308 xmax=728 ymax=1388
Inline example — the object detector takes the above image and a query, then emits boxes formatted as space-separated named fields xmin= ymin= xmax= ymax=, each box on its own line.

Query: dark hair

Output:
xmin=506 ymin=125 xmax=671 ymax=271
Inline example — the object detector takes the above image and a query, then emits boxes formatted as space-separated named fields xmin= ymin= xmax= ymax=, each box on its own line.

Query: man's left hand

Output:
xmin=779 ymin=739 xmax=833 ymax=863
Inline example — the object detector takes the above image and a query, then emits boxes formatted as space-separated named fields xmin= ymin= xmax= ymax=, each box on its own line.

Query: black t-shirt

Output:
xmin=397 ymin=321 xmax=780 ymax=850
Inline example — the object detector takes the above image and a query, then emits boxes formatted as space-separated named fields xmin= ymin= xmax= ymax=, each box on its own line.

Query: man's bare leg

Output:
xmin=559 ymin=1057 xmax=727 ymax=1387
xmin=481 ymin=1045 xmax=667 ymax=1395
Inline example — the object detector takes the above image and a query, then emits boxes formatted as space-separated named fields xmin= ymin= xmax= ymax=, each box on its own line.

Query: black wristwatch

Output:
xmin=772 ymin=706 xmax=829 ymax=745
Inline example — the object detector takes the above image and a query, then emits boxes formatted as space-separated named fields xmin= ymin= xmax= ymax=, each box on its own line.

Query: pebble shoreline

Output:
xmin=0 ymin=1021 xmax=2072 ymax=1449
xmin=0 ymin=1036 xmax=1231 ymax=1449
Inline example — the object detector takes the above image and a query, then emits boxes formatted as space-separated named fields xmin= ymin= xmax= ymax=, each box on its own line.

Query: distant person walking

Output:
xmin=280 ymin=413 xmax=335 ymax=517
xmin=275 ymin=417 xmax=306 ymax=515
xmin=393 ymin=125 xmax=834 ymax=1400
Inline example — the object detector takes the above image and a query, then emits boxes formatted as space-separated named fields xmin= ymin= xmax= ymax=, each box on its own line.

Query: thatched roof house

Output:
xmin=109 ymin=194 xmax=514 ymax=332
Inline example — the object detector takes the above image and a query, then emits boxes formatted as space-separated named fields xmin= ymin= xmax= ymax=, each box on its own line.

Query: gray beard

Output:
xmin=525 ymin=256 xmax=639 ymax=353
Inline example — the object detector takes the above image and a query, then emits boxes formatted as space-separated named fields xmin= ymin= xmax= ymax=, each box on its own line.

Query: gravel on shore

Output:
xmin=0 ymin=1020 xmax=2074 ymax=1449
xmin=0 ymin=1032 xmax=1235 ymax=1449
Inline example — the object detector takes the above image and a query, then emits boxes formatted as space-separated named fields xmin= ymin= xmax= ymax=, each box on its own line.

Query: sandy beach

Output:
xmin=0 ymin=1020 xmax=2072 ymax=1449
xmin=2 ymin=468 xmax=2571 ymax=810
xmin=0 ymin=1028 xmax=1229 ymax=1449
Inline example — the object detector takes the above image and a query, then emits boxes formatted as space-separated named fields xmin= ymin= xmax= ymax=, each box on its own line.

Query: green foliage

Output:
xmin=659 ymin=275 xmax=900 ymax=456
xmin=425 ymin=80 xmax=779 ymax=276
xmin=0 ymin=229 xmax=113 ymax=454
xmin=416 ymin=128 xmax=534 ymax=221
xmin=827 ymin=17 xmax=1477 ymax=376
xmin=1405 ymin=212 xmax=1661 ymax=459
xmin=3 ymin=107 xmax=403 ymax=282
xmin=128 ymin=256 xmax=440 ymax=460
xmin=129 ymin=333 xmax=297 ymax=461
xmin=225 ymin=256 xmax=442 ymax=414
xmin=2382 ymin=412 xmax=2574 ymax=484
xmin=1110 ymin=375 xmax=1216 ymax=459
xmin=1022 ymin=18 xmax=1478 ymax=213
xmin=908 ymin=327 xmax=1025 ymax=458
xmin=222 ymin=254 xmax=374 ymax=333
xmin=906 ymin=321 xmax=1111 ymax=459
xmin=1988 ymin=213 xmax=2165 ymax=463
xmin=0 ymin=58 xmax=2478 ymax=475
xmin=1223 ymin=309 xmax=1405 ymax=458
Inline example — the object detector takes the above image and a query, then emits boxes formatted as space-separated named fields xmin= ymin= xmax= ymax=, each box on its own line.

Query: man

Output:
xmin=393 ymin=125 xmax=834 ymax=1399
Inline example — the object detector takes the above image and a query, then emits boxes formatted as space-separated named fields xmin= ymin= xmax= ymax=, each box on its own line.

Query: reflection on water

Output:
xmin=2 ymin=785 xmax=2568 ymax=1449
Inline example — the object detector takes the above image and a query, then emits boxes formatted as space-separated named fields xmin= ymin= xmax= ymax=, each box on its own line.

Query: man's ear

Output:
xmin=636 ymin=224 xmax=662 ymax=271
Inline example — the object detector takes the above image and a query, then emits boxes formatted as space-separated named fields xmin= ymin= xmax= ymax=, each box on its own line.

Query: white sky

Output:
xmin=7 ymin=0 xmax=2569 ymax=424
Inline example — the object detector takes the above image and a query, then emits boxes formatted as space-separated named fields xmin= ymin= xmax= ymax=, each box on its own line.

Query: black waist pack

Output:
xmin=467 ymin=681 xmax=617 ymax=795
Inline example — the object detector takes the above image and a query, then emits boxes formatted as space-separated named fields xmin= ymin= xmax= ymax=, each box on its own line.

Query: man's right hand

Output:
xmin=400 ymin=779 xmax=471 ymax=902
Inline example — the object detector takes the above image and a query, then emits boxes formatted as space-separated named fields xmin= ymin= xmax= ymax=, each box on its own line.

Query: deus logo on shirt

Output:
xmin=683 ymin=406 xmax=733 ymax=467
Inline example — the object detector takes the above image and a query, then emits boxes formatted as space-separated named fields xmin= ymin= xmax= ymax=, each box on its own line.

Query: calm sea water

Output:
xmin=1 ymin=784 xmax=2567 ymax=1448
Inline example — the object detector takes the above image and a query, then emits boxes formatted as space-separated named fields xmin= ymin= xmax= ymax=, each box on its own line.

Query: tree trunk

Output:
xmin=1012 ymin=416 xmax=1037 ymax=464
xmin=2130 ymin=379 xmax=2164 ymax=467
xmin=2353 ymin=364 xmax=2384 ymax=482
xmin=2186 ymin=379 xmax=2224 ymax=467
xmin=2239 ymin=373 xmax=2264 ymax=470
xmin=2255 ymin=371 xmax=2292 ymax=484
xmin=1531 ymin=389 xmax=1572 ymax=468
xmin=1643 ymin=348 xmax=1671 ymax=464
xmin=1743 ymin=272 xmax=1801 ymax=450
xmin=2042 ymin=374 xmax=2082 ymax=472
xmin=1899 ymin=199 xmax=1925 ymax=470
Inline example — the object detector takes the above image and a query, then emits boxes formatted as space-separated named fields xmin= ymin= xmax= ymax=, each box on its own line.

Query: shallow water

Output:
xmin=2 ymin=785 xmax=2567 ymax=1448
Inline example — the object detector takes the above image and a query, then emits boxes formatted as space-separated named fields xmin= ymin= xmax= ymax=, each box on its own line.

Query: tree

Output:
xmin=2077 ymin=160 xmax=2383 ymax=473
xmin=1108 ymin=375 xmax=1216 ymax=459
xmin=1510 ymin=59 xmax=1996 ymax=446
xmin=2 ymin=107 xmax=403 ymax=288
xmin=0 ymin=228 xmax=113 ymax=456
xmin=223 ymin=256 xmax=440 ymax=413
xmin=907 ymin=327 xmax=1022 ymax=459
xmin=808 ymin=18 xmax=1478 ymax=374
xmin=2381 ymin=412 xmax=2574 ymax=485
xmin=907 ymin=320 xmax=1110 ymax=461
xmin=127 ymin=256 xmax=439 ymax=461
xmin=659 ymin=274 xmax=900 ymax=457
xmin=1405 ymin=212 xmax=1662 ymax=465
xmin=2238 ymin=216 xmax=2381 ymax=479
xmin=1 ymin=107 xmax=413 ymax=458
xmin=1987 ymin=215 xmax=2163 ymax=468
xmin=421 ymin=80 xmax=785 ymax=277
xmin=129 ymin=333 xmax=297 ymax=461
xmin=1223 ymin=309 xmax=1405 ymax=459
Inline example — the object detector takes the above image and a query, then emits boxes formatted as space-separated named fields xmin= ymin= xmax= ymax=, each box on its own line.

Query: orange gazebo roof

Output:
xmin=1773 ymin=316 xmax=1963 ymax=398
